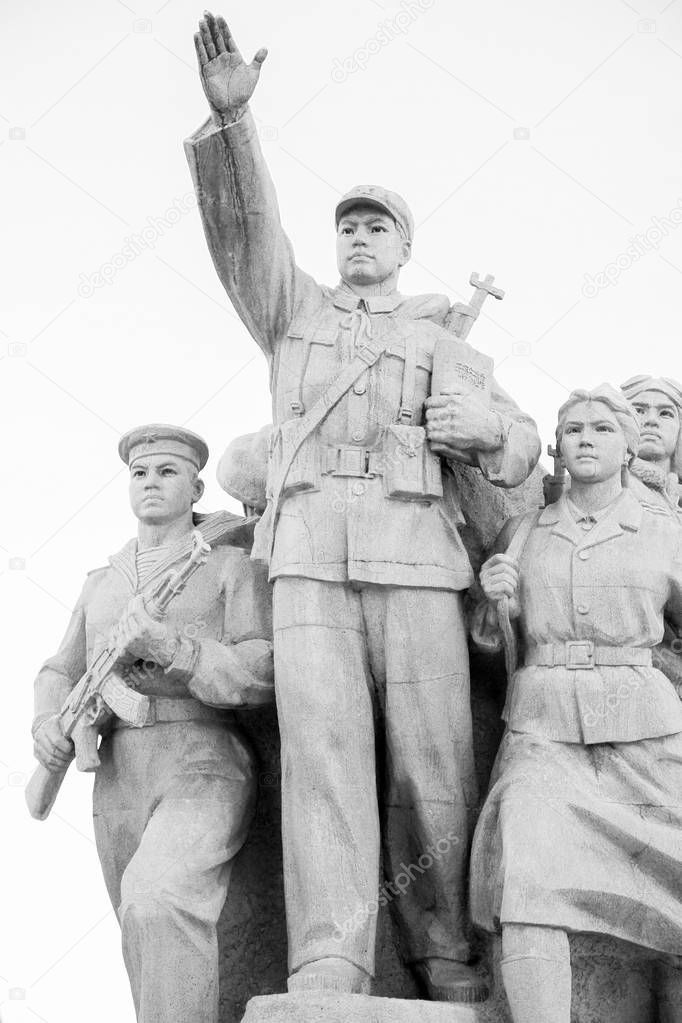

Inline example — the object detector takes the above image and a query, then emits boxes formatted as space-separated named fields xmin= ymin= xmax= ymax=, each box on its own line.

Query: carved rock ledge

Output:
xmin=241 ymin=993 xmax=483 ymax=1023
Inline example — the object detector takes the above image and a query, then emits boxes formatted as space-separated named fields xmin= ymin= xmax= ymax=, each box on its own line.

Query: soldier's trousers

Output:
xmin=273 ymin=577 xmax=479 ymax=976
xmin=92 ymin=720 xmax=256 ymax=1023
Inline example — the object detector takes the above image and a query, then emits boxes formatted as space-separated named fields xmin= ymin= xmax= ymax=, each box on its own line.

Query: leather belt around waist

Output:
xmin=526 ymin=641 xmax=652 ymax=670
xmin=112 ymin=696 xmax=231 ymax=730
xmin=324 ymin=445 xmax=384 ymax=478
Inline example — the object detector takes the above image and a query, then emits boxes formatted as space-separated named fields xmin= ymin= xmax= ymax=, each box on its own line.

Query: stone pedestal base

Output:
xmin=241 ymin=993 xmax=484 ymax=1023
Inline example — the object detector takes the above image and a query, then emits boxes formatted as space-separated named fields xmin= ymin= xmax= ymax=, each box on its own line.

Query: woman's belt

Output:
xmin=525 ymin=641 xmax=652 ymax=670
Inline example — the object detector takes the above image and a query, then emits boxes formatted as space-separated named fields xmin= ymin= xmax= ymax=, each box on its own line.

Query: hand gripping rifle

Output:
xmin=26 ymin=530 xmax=211 ymax=821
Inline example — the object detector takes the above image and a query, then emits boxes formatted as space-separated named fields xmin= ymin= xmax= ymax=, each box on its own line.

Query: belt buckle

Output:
xmin=336 ymin=447 xmax=367 ymax=477
xmin=564 ymin=640 xmax=594 ymax=669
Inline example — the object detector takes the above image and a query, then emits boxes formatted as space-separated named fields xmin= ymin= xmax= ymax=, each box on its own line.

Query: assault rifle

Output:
xmin=26 ymin=531 xmax=211 ymax=821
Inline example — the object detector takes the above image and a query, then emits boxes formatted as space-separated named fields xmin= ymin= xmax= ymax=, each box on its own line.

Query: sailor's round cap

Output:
xmin=119 ymin=424 xmax=209 ymax=471
xmin=335 ymin=185 xmax=414 ymax=243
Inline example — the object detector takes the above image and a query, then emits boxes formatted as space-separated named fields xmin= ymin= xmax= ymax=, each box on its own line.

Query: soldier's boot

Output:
xmin=412 ymin=957 xmax=489 ymax=1004
xmin=287 ymin=956 xmax=372 ymax=995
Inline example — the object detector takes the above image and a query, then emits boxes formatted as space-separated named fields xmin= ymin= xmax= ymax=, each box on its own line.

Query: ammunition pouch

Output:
xmin=382 ymin=425 xmax=443 ymax=502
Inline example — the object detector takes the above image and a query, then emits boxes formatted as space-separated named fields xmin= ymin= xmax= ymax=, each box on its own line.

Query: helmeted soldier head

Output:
xmin=119 ymin=424 xmax=208 ymax=525
xmin=621 ymin=375 xmax=682 ymax=480
xmin=334 ymin=185 xmax=413 ymax=291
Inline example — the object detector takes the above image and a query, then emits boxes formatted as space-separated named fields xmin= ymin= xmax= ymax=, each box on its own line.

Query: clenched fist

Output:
xmin=425 ymin=390 xmax=503 ymax=459
xmin=34 ymin=715 xmax=74 ymax=773
xmin=111 ymin=594 xmax=180 ymax=669
xmin=479 ymin=552 xmax=521 ymax=618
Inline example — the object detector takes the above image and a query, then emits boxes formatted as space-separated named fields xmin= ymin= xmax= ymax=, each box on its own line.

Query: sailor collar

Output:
xmin=107 ymin=510 xmax=251 ymax=591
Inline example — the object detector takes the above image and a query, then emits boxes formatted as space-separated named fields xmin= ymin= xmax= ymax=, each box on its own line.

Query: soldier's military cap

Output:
xmin=621 ymin=374 xmax=682 ymax=478
xmin=335 ymin=185 xmax=414 ymax=243
xmin=119 ymin=424 xmax=209 ymax=471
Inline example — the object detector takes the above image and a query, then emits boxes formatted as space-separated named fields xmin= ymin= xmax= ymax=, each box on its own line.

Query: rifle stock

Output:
xmin=26 ymin=763 xmax=70 ymax=821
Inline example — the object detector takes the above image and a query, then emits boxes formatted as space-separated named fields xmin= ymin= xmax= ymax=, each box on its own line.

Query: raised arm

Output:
xmin=185 ymin=13 xmax=314 ymax=357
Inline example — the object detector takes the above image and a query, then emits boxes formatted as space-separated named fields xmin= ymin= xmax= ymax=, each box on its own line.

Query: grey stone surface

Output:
xmin=189 ymin=13 xmax=542 ymax=1001
xmin=217 ymin=660 xmax=669 ymax=1023
xmin=241 ymin=993 xmax=483 ymax=1022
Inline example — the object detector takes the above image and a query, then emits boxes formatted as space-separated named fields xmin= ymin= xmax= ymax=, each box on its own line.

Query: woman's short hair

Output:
xmin=555 ymin=383 xmax=640 ymax=460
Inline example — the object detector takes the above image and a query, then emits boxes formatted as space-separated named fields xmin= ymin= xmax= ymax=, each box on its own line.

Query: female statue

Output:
xmin=471 ymin=384 xmax=682 ymax=1023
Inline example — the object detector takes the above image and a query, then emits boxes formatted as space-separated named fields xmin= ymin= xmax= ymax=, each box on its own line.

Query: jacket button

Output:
xmin=352 ymin=430 xmax=364 ymax=442
xmin=352 ymin=482 xmax=365 ymax=496
xmin=578 ymin=550 xmax=590 ymax=560
xmin=576 ymin=604 xmax=589 ymax=614
xmin=353 ymin=381 xmax=367 ymax=395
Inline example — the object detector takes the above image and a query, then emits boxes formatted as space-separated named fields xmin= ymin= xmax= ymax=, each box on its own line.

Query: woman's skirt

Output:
xmin=470 ymin=728 xmax=682 ymax=955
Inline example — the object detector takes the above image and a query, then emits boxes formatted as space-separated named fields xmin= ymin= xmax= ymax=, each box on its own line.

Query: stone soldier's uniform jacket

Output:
xmin=185 ymin=111 xmax=541 ymax=589
xmin=185 ymin=111 xmax=541 ymax=980
xmin=33 ymin=516 xmax=273 ymax=1023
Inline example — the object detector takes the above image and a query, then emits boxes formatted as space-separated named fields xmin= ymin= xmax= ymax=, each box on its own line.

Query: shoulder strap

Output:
xmin=505 ymin=509 xmax=542 ymax=562
xmin=264 ymin=337 xmax=389 ymax=561
xmin=399 ymin=334 xmax=417 ymax=425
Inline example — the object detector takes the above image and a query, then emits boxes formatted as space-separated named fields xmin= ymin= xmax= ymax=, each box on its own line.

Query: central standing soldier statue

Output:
xmin=186 ymin=13 xmax=541 ymax=1003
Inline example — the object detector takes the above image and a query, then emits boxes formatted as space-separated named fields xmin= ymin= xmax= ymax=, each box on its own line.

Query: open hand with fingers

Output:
xmin=194 ymin=11 xmax=267 ymax=124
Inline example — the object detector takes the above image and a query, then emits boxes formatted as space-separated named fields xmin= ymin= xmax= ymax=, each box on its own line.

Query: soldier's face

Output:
xmin=129 ymin=454 xmax=203 ymax=524
xmin=559 ymin=401 xmax=628 ymax=483
xmin=630 ymin=389 xmax=679 ymax=464
xmin=336 ymin=205 xmax=410 ymax=287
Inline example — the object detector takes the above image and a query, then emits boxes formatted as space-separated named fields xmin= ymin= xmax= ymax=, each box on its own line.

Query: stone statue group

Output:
xmin=28 ymin=12 xmax=682 ymax=1023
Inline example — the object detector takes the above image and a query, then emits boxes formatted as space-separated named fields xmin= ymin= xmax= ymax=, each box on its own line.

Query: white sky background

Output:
xmin=2 ymin=0 xmax=682 ymax=1020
